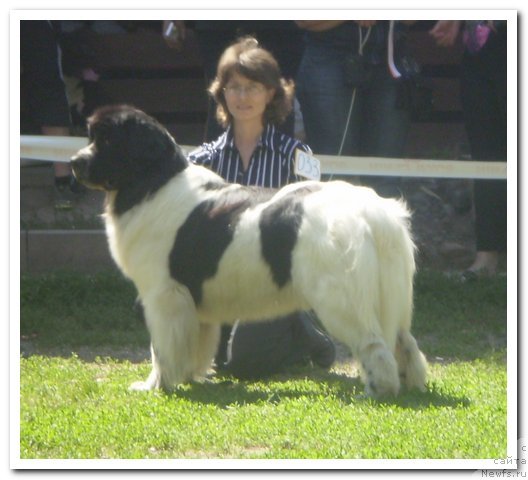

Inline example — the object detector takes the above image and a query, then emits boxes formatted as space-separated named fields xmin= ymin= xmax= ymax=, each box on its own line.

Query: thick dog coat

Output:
xmin=71 ymin=105 xmax=427 ymax=396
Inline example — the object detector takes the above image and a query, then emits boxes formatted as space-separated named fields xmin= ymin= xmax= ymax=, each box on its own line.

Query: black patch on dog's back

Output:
xmin=259 ymin=184 xmax=322 ymax=288
xmin=169 ymin=186 xmax=274 ymax=305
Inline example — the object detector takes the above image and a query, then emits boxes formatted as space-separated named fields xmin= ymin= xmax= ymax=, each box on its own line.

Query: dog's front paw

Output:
xmin=129 ymin=370 xmax=160 ymax=391
xmin=129 ymin=380 xmax=155 ymax=391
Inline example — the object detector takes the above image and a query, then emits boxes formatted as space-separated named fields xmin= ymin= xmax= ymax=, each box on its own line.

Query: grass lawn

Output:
xmin=18 ymin=269 xmax=509 ymax=461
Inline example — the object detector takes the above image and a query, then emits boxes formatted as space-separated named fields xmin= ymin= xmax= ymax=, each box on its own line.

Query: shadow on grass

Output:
xmin=166 ymin=368 xmax=471 ymax=411
xmin=21 ymin=270 xmax=503 ymax=413
xmin=21 ymin=270 xmax=507 ymax=366
xmin=20 ymin=343 xmax=151 ymax=364
xmin=412 ymin=270 xmax=507 ymax=361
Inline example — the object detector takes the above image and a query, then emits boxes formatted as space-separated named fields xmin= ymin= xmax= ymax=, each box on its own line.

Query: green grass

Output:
xmin=19 ymin=270 xmax=508 ymax=460
xmin=20 ymin=270 xmax=147 ymax=348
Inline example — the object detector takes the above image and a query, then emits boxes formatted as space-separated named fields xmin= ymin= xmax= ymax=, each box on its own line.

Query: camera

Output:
xmin=394 ymin=53 xmax=421 ymax=80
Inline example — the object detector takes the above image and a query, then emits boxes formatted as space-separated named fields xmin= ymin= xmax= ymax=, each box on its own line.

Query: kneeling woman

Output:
xmin=189 ymin=36 xmax=335 ymax=378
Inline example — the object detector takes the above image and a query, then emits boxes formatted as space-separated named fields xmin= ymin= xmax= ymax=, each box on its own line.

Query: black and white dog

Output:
xmin=71 ymin=105 xmax=427 ymax=397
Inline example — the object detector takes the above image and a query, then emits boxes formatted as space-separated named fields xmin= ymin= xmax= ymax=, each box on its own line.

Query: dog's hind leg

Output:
xmin=357 ymin=337 xmax=400 ymax=397
xmin=375 ymin=227 xmax=427 ymax=392
xmin=312 ymin=301 xmax=400 ymax=397
xmin=394 ymin=330 xmax=427 ymax=392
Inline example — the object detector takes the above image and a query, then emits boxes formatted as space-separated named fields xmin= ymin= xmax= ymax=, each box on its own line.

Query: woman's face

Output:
xmin=223 ymin=72 xmax=275 ymax=126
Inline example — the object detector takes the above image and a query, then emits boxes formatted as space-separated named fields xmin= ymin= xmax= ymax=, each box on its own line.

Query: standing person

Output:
xmin=188 ymin=36 xmax=335 ymax=379
xmin=20 ymin=20 xmax=82 ymax=209
xmin=295 ymin=20 xmax=416 ymax=196
xmin=430 ymin=20 xmax=507 ymax=278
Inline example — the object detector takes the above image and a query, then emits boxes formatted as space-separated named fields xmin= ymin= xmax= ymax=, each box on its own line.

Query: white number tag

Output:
xmin=294 ymin=149 xmax=321 ymax=181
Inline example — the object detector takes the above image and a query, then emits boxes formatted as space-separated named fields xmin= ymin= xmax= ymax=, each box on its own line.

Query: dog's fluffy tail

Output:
xmin=365 ymin=195 xmax=427 ymax=391
xmin=363 ymin=196 xmax=415 ymax=347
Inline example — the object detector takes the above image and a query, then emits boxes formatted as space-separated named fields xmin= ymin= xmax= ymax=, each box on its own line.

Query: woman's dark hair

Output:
xmin=208 ymin=36 xmax=294 ymax=128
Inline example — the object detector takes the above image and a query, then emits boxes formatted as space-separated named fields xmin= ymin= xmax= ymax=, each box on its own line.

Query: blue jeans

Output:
xmin=296 ymin=45 xmax=411 ymax=157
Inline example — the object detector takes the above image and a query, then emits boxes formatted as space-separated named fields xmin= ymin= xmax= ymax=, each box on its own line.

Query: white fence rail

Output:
xmin=20 ymin=135 xmax=507 ymax=180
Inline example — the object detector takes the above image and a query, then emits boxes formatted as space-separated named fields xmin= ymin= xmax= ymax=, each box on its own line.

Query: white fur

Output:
xmin=106 ymin=165 xmax=427 ymax=396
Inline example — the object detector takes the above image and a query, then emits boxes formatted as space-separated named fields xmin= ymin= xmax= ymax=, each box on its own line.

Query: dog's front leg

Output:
xmin=193 ymin=323 xmax=221 ymax=381
xmin=129 ymin=292 xmax=200 ymax=391
xmin=129 ymin=343 xmax=161 ymax=391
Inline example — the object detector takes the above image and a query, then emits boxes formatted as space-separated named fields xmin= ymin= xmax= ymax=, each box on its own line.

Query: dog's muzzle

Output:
xmin=70 ymin=144 xmax=95 ymax=185
xmin=70 ymin=155 xmax=87 ymax=183
xmin=70 ymin=146 xmax=116 ymax=191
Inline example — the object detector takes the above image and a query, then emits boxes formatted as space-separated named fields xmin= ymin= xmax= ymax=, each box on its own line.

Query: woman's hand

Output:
xmin=295 ymin=20 xmax=347 ymax=32
xmin=354 ymin=20 xmax=377 ymax=28
xmin=162 ymin=20 xmax=186 ymax=51
xmin=429 ymin=20 xmax=462 ymax=47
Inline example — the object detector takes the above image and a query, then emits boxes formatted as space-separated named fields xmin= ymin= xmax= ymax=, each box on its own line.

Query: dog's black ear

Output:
xmin=124 ymin=113 xmax=188 ymax=174
xmin=84 ymin=106 xmax=190 ymax=211
xmin=107 ymin=109 xmax=190 ymax=214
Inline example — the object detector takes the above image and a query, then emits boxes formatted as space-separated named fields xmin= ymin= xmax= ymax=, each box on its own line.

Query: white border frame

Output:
xmin=9 ymin=8 xmax=519 ymax=473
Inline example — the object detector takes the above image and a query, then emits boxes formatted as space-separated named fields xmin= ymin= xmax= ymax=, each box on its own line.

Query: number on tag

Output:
xmin=294 ymin=149 xmax=321 ymax=181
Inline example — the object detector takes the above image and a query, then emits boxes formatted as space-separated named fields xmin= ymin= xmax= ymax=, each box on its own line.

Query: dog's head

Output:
xmin=71 ymin=105 xmax=188 ymax=192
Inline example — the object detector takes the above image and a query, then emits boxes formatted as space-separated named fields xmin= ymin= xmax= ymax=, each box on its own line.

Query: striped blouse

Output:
xmin=188 ymin=123 xmax=312 ymax=188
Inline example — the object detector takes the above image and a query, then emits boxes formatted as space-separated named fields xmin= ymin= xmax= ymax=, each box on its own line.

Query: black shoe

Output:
xmin=54 ymin=182 xmax=74 ymax=210
xmin=53 ymin=175 xmax=86 ymax=210
xmin=299 ymin=312 xmax=336 ymax=369
xmin=458 ymin=267 xmax=495 ymax=283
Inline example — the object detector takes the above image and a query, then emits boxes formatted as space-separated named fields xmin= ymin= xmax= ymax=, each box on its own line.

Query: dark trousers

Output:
xmin=215 ymin=313 xmax=311 ymax=379
xmin=20 ymin=20 xmax=71 ymax=129
xmin=460 ymin=26 xmax=507 ymax=252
